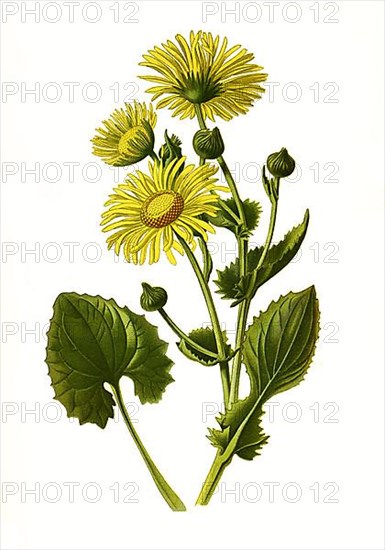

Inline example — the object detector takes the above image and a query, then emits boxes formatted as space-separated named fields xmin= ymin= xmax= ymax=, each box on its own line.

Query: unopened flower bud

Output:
xmin=193 ymin=127 xmax=225 ymax=159
xmin=140 ymin=282 xmax=168 ymax=312
xmin=267 ymin=148 xmax=295 ymax=178
xmin=159 ymin=131 xmax=183 ymax=168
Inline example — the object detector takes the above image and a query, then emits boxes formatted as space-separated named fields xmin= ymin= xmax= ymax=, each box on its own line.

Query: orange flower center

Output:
xmin=140 ymin=191 xmax=184 ymax=228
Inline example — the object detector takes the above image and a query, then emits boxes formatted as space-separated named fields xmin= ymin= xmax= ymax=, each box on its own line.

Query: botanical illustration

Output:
xmin=45 ymin=31 xmax=320 ymax=511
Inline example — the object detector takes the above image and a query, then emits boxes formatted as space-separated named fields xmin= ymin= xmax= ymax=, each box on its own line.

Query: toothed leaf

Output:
xmin=255 ymin=209 xmax=309 ymax=291
xmin=45 ymin=293 xmax=174 ymax=428
xmin=209 ymin=286 xmax=320 ymax=460
xmin=214 ymin=247 xmax=263 ymax=301
xmin=208 ymin=398 xmax=269 ymax=460
xmin=244 ymin=286 xmax=320 ymax=399
xmin=215 ymin=210 xmax=309 ymax=302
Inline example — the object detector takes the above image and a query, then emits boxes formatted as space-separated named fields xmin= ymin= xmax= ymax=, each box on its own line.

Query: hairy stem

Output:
xmin=176 ymin=234 xmax=230 ymax=405
xmin=111 ymin=384 xmax=186 ymax=511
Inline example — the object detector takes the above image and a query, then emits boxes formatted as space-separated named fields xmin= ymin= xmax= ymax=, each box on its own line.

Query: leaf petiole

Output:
xmin=158 ymin=308 xmax=218 ymax=360
xmin=110 ymin=383 xmax=186 ymax=511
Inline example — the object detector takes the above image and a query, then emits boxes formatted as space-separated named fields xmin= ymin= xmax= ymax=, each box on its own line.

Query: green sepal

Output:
xmin=177 ymin=327 xmax=231 ymax=366
xmin=208 ymin=286 xmax=320 ymax=460
xmin=215 ymin=210 xmax=309 ymax=304
xmin=204 ymin=198 xmax=262 ymax=238
xmin=158 ymin=131 xmax=184 ymax=170
xmin=45 ymin=293 xmax=174 ymax=428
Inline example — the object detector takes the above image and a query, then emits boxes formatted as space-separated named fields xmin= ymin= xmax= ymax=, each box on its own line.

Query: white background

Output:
xmin=1 ymin=1 xmax=384 ymax=549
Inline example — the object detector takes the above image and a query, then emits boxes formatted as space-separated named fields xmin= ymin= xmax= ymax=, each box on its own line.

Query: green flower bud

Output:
xmin=267 ymin=148 xmax=296 ymax=178
xmin=159 ymin=131 xmax=183 ymax=169
xmin=193 ymin=127 xmax=225 ymax=159
xmin=140 ymin=282 xmax=168 ymax=312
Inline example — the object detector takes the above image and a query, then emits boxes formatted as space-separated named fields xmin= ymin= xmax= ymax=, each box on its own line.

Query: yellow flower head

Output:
xmin=101 ymin=157 xmax=228 ymax=265
xmin=91 ymin=101 xmax=156 ymax=166
xmin=139 ymin=31 xmax=267 ymax=121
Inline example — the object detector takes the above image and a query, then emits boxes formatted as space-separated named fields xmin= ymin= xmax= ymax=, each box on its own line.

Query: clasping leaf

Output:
xmin=209 ymin=286 xmax=320 ymax=461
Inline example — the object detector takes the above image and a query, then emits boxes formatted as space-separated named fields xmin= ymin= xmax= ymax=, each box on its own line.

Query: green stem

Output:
xmin=194 ymin=105 xmax=247 ymax=229
xmin=176 ymin=234 xmax=230 ymax=405
xmin=195 ymin=104 xmax=207 ymax=129
xmin=217 ymin=156 xmax=247 ymax=228
xmin=257 ymin=198 xmax=278 ymax=271
xmin=111 ymin=383 xmax=186 ymax=512
xmin=194 ymin=106 xmax=206 ymax=165
xmin=228 ymin=236 xmax=249 ymax=404
xmin=150 ymin=150 xmax=159 ymax=162
xmin=229 ymin=196 xmax=279 ymax=403
xmin=196 ymin=451 xmax=232 ymax=506
xmin=248 ymin=194 xmax=279 ymax=301
xmin=158 ymin=308 xmax=217 ymax=360
xmin=229 ymin=298 xmax=251 ymax=404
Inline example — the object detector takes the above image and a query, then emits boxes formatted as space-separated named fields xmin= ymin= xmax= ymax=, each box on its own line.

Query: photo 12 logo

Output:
xmin=1 ymin=2 xmax=140 ymax=24
xmin=202 ymin=2 xmax=340 ymax=24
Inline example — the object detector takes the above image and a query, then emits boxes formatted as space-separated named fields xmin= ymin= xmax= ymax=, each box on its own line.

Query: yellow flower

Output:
xmin=101 ymin=157 xmax=227 ymax=265
xmin=139 ymin=31 xmax=267 ymax=121
xmin=91 ymin=101 xmax=156 ymax=166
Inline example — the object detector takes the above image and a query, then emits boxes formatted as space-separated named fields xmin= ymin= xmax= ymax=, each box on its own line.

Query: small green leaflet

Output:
xmin=215 ymin=210 xmax=309 ymax=303
xmin=206 ymin=198 xmax=262 ymax=237
xmin=46 ymin=293 xmax=174 ymax=428
xmin=209 ymin=286 xmax=320 ymax=460
xmin=177 ymin=327 xmax=231 ymax=366
xmin=214 ymin=247 xmax=263 ymax=302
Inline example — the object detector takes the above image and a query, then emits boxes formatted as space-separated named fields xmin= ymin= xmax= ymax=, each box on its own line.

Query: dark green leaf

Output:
xmin=209 ymin=286 xmax=320 ymax=460
xmin=214 ymin=247 xmax=263 ymax=301
xmin=244 ymin=285 xmax=320 ymax=400
xmin=46 ymin=293 xmax=174 ymax=428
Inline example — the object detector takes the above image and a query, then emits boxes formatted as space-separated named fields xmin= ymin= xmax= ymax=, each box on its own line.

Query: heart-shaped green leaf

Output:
xmin=46 ymin=293 xmax=174 ymax=428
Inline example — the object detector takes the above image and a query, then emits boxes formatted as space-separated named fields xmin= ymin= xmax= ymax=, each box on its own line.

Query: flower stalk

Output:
xmin=176 ymin=233 xmax=231 ymax=405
